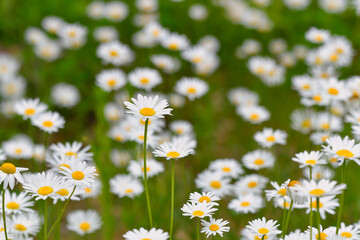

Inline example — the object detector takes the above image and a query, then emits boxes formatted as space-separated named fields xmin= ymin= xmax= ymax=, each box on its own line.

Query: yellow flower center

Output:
xmin=288 ymin=180 xmax=301 ymax=187
xmin=315 ymin=35 xmax=323 ymax=42
xmin=258 ymin=228 xmax=269 ymax=235
xmin=329 ymin=54 xmax=338 ymax=62
xmin=142 ymin=167 xmax=151 ymax=172
xmin=6 ymin=202 xmax=20 ymax=210
xmin=193 ymin=56 xmax=202 ymax=63
xmin=125 ymin=189 xmax=133 ymax=193
xmin=255 ymin=236 xmax=268 ymax=240
xmin=336 ymin=149 xmax=354 ymax=158
xmin=309 ymin=188 xmax=325 ymax=196
xmin=68 ymin=31 xmax=76 ymax=37
xmin=192 ymin=210 xmax=204 ymax=217
xmin=302 ymin=119 xmax=311 ymax=127
xmin=250 ymin=114 xmax=259 ymax=120
xmin=1 ymin=163 xmax=16 ymax=174
xmin=209 ymin=224 xmax=220 ymax=231
xmin=25 ymin=108 xmax=35 ymax=115
xmin=72 ymin=171 xmax=85 ymax=180
xmin=42 ymin=120 xmax=53 ymax=128
xmin=65 ymin=151 xmax=78 ymax=157
xmin=198 ymin=196 xmax=211 ymax=203
xmin=80 ymin=222 xmax=91 ymax=232
xmin=166 ymin=151 xmax=180 ymax=158
xmin=321 ymin=123 xmax=330 ymax=130
xmin=311 ymin=201 xmax=324 ymax=208
xmin=248 ymin=181 xmax=257 ymax=188
xmin=85 ymin=188 xmax=92 ymax=193
xmin=139 ymin=107 xmax=156 ymax=116
xmin=241 ymin=201 xmax=250 ymax=207
xmin=59 ymin=164 xmax=71 ymax=170
xmin=187 ymin=87 xmax=197 ymax=94
xmin=109 ymin=50 xmax=118 ymax=57
xmin=222 ymin=167 xmax=231 ymax=172
xmin=15 ymin=224 xmax=27 ymax=231
xmin=169 ymin=43 xmax=178 ymax=50
xmin=328 ymin=88 xmax=339 ymax=95
xmin=266 ymin=136 xmax=275 ymax=142
xmin=316 ymin=232 xmax=328 ymax=240
xmin=305 ymin=160 xmax=316 ymax=165
xmin=278 ymin=188 xmax=286 ymax=196
xmin=38 ymin=186 xmax=53 ymax=196
xmin=108 ymin=79 xmax=116 ymax=87
xmin=341 ymin=232 xmax=352 ymax=238
xmin=15 ymin=148 xmax=22 ymax=154
xmin=210 ymin=181 xmax=222 ymax=189
xmin=254 ymin=159 xmax=264 ymax=165
xmin=56 ymin=189 xmax=69 ymax=196
xmin=140 ymin=78 xmax=149 ymax=84
xmin=256 ymin=67 xmax=265 ymax=74
xmin=302 ymin=84 xmax=310 ymax=90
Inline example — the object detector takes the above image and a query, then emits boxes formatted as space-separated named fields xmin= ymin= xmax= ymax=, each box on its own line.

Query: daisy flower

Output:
xmin=50 ymin=141 xmax=93 ymax=162
xmin=128 ymin=68 xmax=162 ymax=91
xmin=303 ymin=165 xmax=334 ymax=181
xmin=234 ymin=174 xmax=269 ymax=196
xmin=31 ymin=111 xmax=65 ymax=133
xmin=150 ymin=54 xmax=180 ymax=74
xmin=2 ymin=138 xmax=33 ymax=159
xmin=237 ymin=105 xmax=270 ymax=124
xmin=51 ymin=83 xmax=80 ymax=108
xmin=53 ymin=184 xmax=81 ymax=204
xmin=174 ymin=77 xmax=209 ymax=101
xmin=181 ymin=201 xmax=217 ymax=219
xmin=2 ymin=190 xmax=34 ymax=214
xmin=93 ymin=26 xmax=118 ymax=43
xmin=60 ymin=161 xmax=98 ymax=187
xmin=96 ymin=69 xmax=126 ymax=92
xmin=127 ymin=159 xmax=164 ymax=178
xmin=189 ymin=192 xmax=220 ymax=206
xmin=228 ymin=194 xmax=264 ymax=214
xmin=322 ymin=136 xmax=360 ymax=165
xmin=42 ymin=16 xmax=64 ymax=34
xmin=305 ymin=27 xmax=330 ymax=44
xmin=124 ymin=94 xmax=172 ymax=120
xmin=96 ymin=41 xmax=134 ymax=66
xmin=292 ymin=151 xmax=327 ymax=168
xmin=306 ymin=196 xmax=339 ymax=219
xmin=169 ymin=120 xmax=193 ymax=136
xmin=242 ymin=149 xmax=275 ymax=170
xmin=110 ymin=174 xmax=143 ymax=198
xmin=160 ymin=32 xmax=189 ymax=51
xmin=14 ymin=98 xmax=47 ymax=119
xmin=265 ymin=180 xmax=290 ymax=201
xmin=195 ymin=171 xmax=232 ymax=197
xmin=201 ymin=218 xmax=230 ymax=238
xmin=305 ymin=225 xmax=333 ymax=240
xmin=67 ymin=210 xmax=102 ymax=236
xmin=295 ymin=179 xmax=346 ymax=198
xmin=22 ymin=171 xmax=64 ymax=200
xmin=104 ymin=1 xmax=129 ymax=22
xmin=123 ymin=228 xmax=169 ymax=240
xmin=330 ymin=223 xmax=360 ymax=239
xmin=246 ymin=217 xmax=281 ymax=238
xmin=153 ymin=137 xmax=195 ymax=160
xmin=0 ymin=162 xmax=28 ymax=189
xmin=79 ymin=179 xmax=102 ymax=199
xmin=254 ymin=128 xmax=287 ymax=148
xmin=208 ymin=158 xmax=244 ymax=178
xmin=9 ymin=212 xmax=41 ymax=238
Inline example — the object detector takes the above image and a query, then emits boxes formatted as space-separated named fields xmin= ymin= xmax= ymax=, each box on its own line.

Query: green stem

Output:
xmin=310 ymin=167 xmax=313 ymax=240
xmin=47 ymin=186 xmax=76 ymax=239
xmin=336 ymin=160 xmax=346 ymax=234
xmin=169 ymin=159 xmax=175 ymax=240
xmin=143 ymin=118 xmax=153 ymax=227
xmin=281 ymin=197 xmax=287 ymax=232
xmin=197 ymin=218 xmax=200 ymax=240
xmin=316 ymin=198 xmax=321 ymax=240
xmin=44 ymin=199 xmax=48 ymax=240
xmin=2 ymin=190 xmax=8 ymax=240
xmin=282 ymin=200 xmax=294 ymax=238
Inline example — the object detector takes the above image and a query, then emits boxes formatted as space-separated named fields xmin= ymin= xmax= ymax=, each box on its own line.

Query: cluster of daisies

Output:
xmin=0 ymin=137 xmax=102 ymax=239
xmin=25 ymin=16 xmax=88 ymax=61
xmin=181 ymin=192 xmax=230 ymax=238
xmin=244 ymin=135 xmax=360 ymax=240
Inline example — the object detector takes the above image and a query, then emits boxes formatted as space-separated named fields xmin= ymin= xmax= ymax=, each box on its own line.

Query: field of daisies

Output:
xmin=2 ymin=0 xmax=360 ymax=239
